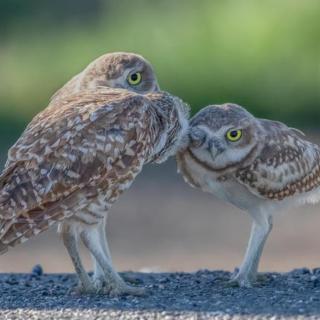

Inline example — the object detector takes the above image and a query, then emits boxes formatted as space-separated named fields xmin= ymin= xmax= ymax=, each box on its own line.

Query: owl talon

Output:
xmin=91 ymin=273 xmax=146 ymax=296
xmin=109 ymin=283 xmax=147 ymax=297
xmin=92 ymin=276 xmax=106 ymax=293
xmin=228 ymin=273 xmax=255 ymax=288
xmin=68 ymin=282 xmax=96 ymax=295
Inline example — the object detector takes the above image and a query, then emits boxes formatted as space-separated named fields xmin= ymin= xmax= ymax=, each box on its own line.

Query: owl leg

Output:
xmin=61 ymin=223 xmax=95 ymax=294
xmin=90 ymin=218 xmax=113 ymax=290
xmin=81 ymin=225 xmax=145 ymax=297
xmin=230 ymin=212 xmax=273 ymax=287
xmin=91 ymin=218 xmax=141 ymax=286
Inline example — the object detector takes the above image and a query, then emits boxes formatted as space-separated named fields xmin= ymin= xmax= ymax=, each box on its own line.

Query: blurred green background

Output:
xmin=1 ymin=0 xmax=320 ymax=159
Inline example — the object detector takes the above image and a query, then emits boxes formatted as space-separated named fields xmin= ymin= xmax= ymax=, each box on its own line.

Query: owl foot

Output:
xmin=68 ymin=281 xmax=96 ymax=295
xmin=92 ymin=275 xmax=106 ymax=293
xmin=228 ymin=273 xmax=255 ymax=288
xmin=92 ymin=272 xmax=143 ymax=290
xmin=92 ymin=274 xmax=146 ymax=296
xmin=108 ymin=282 xmax=146 ymax=297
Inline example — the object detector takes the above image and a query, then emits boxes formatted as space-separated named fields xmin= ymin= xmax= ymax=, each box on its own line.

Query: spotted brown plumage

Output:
xmin=2 ymin=90 xmax=143 ymax=246
xmin=235 ymin=119 xmax=320 ymax=201
xmin=0 ymin=52 xmax=190 ymax=296
xmin=177 ymin=103 xmax=320 ymax=288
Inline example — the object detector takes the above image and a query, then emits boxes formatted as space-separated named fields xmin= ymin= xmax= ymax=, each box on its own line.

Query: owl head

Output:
xmin=187 ymin=103 xmax=263 ymax=171
xmin=81 ymin=52 xmax=160 ymax=93
xmin=51 ymin=52 xmax=160 ymax=102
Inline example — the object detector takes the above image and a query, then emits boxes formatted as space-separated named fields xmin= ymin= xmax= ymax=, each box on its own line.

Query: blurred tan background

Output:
xmin=0 ymin=0 xmax=320 ymax=273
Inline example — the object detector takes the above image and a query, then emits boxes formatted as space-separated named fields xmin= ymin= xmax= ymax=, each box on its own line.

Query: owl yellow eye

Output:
xmin=127 ymin=72 xmax=142 ymax=85
xmin=226 ymin=129 xmax=242 ymax=142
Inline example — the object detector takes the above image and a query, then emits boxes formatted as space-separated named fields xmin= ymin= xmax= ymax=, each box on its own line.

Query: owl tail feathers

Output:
xmin=0 ymin=221 xmax=9 ymax=254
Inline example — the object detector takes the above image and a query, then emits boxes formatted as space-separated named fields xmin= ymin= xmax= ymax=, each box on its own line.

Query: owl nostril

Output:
xmin=207 ymin=138 xmax=225 ymax=155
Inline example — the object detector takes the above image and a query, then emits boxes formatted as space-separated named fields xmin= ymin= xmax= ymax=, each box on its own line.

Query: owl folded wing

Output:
xmin=236 ymin=120 xmax=320 ymax=201
xmin=0 ymin=89 xmax=160 ymax=251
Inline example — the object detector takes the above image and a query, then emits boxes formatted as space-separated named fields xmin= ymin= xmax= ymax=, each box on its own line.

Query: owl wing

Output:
xmin=0 ymin=89 xmax=161 ymax=252
xmin=235 ymin=119 xmax=320 ymax=200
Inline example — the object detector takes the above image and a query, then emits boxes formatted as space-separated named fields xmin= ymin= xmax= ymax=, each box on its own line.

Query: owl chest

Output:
xmin=181 ymin=152 xmax=231 ymax=199
xmin=203 ymin=174 xmax=259 ymax=210
xmin=204 ymin=178 xmax=230 ymax=200
xmin=181 ymin=151 xmax=257 ymax=210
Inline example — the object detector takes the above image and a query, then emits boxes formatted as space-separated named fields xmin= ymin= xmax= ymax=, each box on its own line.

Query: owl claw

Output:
xmin=227 ymin=271 xmax=269 ymax=288
xmin=91 ymin=274 xmax=146 ymax=296
xmin=108 ymin=283 xmax=147 ymax=297
xmin=68 ymin=281 xmax=97 ymax=295
xmin=228 ymin=273 xmax=255 ymax=288
xmin=92 ymin=272 xmax=143 ymax=289
xmin=92 ymin=275 xmax=106 ymax=293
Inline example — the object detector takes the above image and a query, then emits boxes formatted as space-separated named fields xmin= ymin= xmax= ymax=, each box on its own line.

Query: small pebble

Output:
xmin=32 ymin=264 xmax=43 ymax=276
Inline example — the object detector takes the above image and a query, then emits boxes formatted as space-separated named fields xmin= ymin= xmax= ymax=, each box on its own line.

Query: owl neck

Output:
xmin=49 ymin=72 xmax=83 ymax=105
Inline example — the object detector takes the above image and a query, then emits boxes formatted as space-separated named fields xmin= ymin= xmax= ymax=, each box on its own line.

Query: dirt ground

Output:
xmin=1 ymin=269 xmax=320 ymax=319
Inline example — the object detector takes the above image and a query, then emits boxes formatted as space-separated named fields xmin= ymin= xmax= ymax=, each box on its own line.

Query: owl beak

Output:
xmin=207 ymin=138 xmax=224 ymax=160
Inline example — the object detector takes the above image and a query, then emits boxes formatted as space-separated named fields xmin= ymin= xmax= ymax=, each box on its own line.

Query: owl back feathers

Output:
xmin=0 ymin=89 xmax=183 ymax=253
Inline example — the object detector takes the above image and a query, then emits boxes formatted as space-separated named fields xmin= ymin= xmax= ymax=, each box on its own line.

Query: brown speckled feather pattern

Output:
xmin=0 ymin=88 xmax=181 ymax=253
xmin=235 ymin=119 xmax=320 ymax=200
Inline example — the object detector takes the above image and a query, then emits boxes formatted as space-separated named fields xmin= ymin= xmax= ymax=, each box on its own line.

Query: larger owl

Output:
xmin=177 ymin=103 xmax=320 ymax=287
xmin=0 ymin=53 xmax=190 ymax=296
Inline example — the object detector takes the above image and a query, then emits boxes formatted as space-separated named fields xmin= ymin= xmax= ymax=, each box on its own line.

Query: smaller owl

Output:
xmin=177 ymin=103 xmax=320 ymax=287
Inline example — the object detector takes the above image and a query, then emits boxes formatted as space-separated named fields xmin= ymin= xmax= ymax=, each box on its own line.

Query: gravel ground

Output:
xmin=1 ymin=267 xmax=320 ymax=319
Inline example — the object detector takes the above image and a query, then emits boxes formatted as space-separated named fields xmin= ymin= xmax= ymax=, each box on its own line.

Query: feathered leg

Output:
xmin=61 ymin=222 xmax=95 ymax=294
xmin=230 ymin=209 xmax=273 ymax=287
xmin=91 ymin=217 xmax=141 ymax=287
xmin=81 ymin=225 xmax=145 ymax=296
xmin=90 ymin=217 xmax=113 ymax=290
